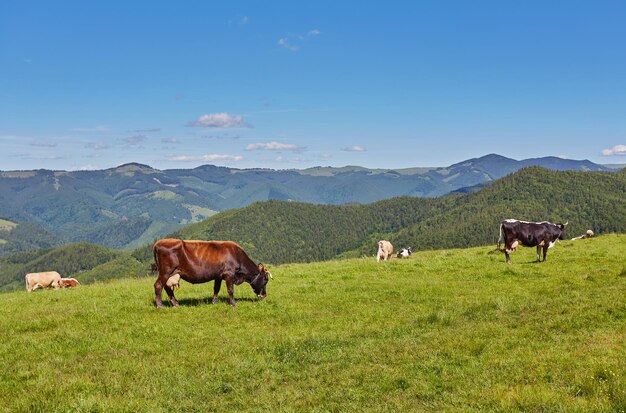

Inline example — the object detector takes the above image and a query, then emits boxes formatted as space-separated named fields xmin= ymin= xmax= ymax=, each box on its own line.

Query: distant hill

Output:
xmin=1 ymin=166 xmax=623 ymax=291
xmin=0 ymin=219 xmax=63 ymax=256
xmin=0 ymin=155 xmax=613 ymax=250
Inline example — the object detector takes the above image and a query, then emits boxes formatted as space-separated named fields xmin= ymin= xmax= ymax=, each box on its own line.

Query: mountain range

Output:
xmin=0 ymin=154 xmax=617 ymax=252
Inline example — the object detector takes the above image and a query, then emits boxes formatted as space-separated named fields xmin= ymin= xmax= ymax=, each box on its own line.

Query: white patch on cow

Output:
xmin=504 ymin=219 xmax=557 ymax=226
xmin=511 ymin=240 xmax=519 ymax=249
xmin=548 ymin=240 xmax=556 ymax=248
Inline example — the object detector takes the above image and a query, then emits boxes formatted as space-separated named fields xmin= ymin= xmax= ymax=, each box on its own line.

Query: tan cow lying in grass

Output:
xmin=25 ymin=271 xmax=62 ymax=292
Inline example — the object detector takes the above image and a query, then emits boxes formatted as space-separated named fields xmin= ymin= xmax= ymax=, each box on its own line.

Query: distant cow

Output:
xmin=571 ymin=230 xmax=594 ymax=241
xmin=153 ymin=238 xmax=272 ymax=308
xmin=377 ymin=240 xmax=393 ymax=262
xmin=25 ymin=271 xmax=62 ymax=292
xmin=498 ymin=219 xmax=567 ymax=264
xmin=397 ymin=247 xmax=412 ymax=258
xmin=59 ymin=278 xmax=80 ymax=288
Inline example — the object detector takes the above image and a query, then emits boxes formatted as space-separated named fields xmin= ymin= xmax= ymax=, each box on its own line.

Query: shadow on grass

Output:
xmin=156 ymin=296 xmax=260 ymax=307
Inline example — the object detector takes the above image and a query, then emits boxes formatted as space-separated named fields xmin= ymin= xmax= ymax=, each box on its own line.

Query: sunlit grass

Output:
xmin=1 ymin=235 xmax=624 ymax=412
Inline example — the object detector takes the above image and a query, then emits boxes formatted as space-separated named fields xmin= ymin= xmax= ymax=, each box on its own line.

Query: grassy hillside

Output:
xmin=1 ymin=235 xmax=624 ymax=412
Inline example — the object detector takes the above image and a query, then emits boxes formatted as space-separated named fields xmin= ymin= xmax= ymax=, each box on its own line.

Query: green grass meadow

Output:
xmin=1 ymin=235 xmax=625 ymax=412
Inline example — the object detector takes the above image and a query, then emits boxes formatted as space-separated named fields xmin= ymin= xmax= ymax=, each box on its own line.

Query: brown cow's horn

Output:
xmin=564 ymin=221 xmax=569 ymax=226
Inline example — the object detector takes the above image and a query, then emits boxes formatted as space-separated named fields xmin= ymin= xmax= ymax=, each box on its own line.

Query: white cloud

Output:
xmin=123 ymin=135 xmax=147 ymax=144
xmin=278 ymin=38 xmax=300 ymax=51
xmin=342 ymin=145 xmax=367 ymax=152
xmin=30 ymin=141 xmax=57 ymax=148
xmin=85 ymin=142 xmax=110 ymax=150
xmin=135 ymin=128 xmax=161 ymax=133
xmin=167 ymin=154 xmax=243 ymax=162
xmin=75 ymin=165 xmax=99 ymax=171
xmin=278 ymin=29 xmax=320 ymax=51
xmin=20 ymin=154 xmax=63 ymax=160
xmin=72 ymin=125 xmax=109 ymax=132
xmin=230 ymin=15 xmax=249 ymax=26
xmin=188 ymin=112 xmax=252 ymax=128
xmin=601 ymin=144 xmax=626 ymax=156
xmin=246 ymin=141 xmax=305 ymax=152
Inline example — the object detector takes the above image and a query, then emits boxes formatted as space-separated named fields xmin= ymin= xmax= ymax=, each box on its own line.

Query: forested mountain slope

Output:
xmin=136 ymin=167 xmax=626 ymax=264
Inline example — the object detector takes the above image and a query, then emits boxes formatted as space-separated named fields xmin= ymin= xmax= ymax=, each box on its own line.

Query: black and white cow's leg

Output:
xmin=536 ymin=246 xmax=541 ymax=263
xmin=163 ymin=284 xmax=179 ymax=307
xmin=543 ymin=243 xmax=550 ymax=262
xmin=505 ymin=249 xmax=512 ymax=264
xmin=212 ymin=278 xmax=222 ymax=304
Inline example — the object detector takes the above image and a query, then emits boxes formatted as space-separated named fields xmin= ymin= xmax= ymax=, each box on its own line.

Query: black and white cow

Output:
xmin=497 ymin=219 xmax=567 ymax=264
xmin=397 ymin=247 xmax=412 ymax=258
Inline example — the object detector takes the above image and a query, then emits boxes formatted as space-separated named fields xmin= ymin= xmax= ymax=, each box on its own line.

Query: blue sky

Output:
xmin=1 ymin=1 xmax=625 ymax=171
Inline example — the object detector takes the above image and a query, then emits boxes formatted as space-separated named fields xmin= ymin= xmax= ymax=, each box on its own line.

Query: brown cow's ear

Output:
xmin=258 ymin=263 xmax=265 ymax=272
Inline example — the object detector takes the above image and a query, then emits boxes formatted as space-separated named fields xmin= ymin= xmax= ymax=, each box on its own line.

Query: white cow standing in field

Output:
xmin=376 ymin=240 xmax=394 ymax=262
xmin=25 ymin=271 xmax=62 ymax=292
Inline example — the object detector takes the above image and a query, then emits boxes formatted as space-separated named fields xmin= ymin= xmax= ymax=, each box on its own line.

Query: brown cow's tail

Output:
xmin=152 ymin=242 xmax=159 ymax=275
xmin=24 ymin=274 xmax=29 ymax=291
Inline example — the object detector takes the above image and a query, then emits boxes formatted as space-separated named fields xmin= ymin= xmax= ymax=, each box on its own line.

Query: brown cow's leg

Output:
xmin=225 ymin=276 xmax=236 ymax=306
xmin=212 ymin=278 xmax=222 ymax=304
xmin=163 ymin=285 xmax=179 ymax=307
xmin=154 ymin=278 xmax=165 ymax=308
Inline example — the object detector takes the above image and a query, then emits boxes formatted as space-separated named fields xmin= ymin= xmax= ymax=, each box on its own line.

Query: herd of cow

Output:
xmin=25 ymin=219 xmax=594 ymax=307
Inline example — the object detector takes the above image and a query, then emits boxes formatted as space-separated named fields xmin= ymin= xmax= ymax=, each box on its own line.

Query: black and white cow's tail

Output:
xmin=497 ymin=223 xmax=504 ymax=251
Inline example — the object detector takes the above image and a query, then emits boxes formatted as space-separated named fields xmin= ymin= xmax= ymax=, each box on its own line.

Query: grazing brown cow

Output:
xmin=25 ymin=271 xmax=62 ymax=292
xmin=59 ymin=278 xmax=80 ymax=288
xmin=153 ymin=238 xmax=272 ymax=308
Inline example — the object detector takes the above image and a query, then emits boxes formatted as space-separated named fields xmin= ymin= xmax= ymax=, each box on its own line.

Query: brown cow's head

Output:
xmin=251 ymin=263 xmax=272 ymax=299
